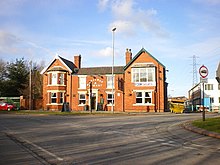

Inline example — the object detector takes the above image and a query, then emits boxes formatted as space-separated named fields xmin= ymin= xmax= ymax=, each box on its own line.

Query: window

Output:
xmin=210 ymin=97 xmax=214 ymax=104
xmin=58 ymin=73 xmax=64 ymax=85
xmin=107 ymin=93 xmax=114 ymax=104
xmin=205 ymin=84 xmax=213 ymax=90
xmin=51 ymin=93 xmax=57 ymax=103
xmin=107 ymin=76 xmax=114 ymax=89
xmin=135 ymin=91 xmax=152 ymax=104
xmin=132 ymin=67 xmax=155 ymax=84
xmin=79 ymin=94 xmax=86 ymax=105
xmin=52 ymin=73 xmax=57 ymax=85
xmin=79 ymin=77 xmax=86 ymax=89
xmin=60 ymin=93 xmax=64 ymax=103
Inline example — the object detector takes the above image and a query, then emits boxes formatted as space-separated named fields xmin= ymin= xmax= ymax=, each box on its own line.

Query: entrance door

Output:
xmin=91 ymin=93 xmax=96 ymax=110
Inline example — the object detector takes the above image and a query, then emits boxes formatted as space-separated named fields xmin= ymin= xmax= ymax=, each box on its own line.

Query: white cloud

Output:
xmin=111 ymin=0 xmax=134 ymax=19
xmin=98 ymin=0 xmax=110 ymax=11
xmin=105 ymin=0 xmax=169 ymax=38
xmin=96 ymin=47 xmax=112 ymax=57
xmin=109 ymin=20 xmax=135 ymax=36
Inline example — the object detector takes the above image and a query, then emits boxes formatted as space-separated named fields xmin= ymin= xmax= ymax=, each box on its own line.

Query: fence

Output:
xmin=0 ymin=96 xmax=42 ymax=110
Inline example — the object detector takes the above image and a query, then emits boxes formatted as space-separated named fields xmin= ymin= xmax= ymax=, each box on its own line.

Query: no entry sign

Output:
xmin=199 ymin=65 xmax=208 ymax=78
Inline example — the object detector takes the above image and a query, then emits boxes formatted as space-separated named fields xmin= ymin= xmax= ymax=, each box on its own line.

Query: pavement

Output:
xmin=182 ymin=121 xmax=220 ymax=139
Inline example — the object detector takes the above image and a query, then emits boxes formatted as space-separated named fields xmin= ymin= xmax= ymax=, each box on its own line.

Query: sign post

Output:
xmin=199 ymin=65 xmax=208 ymax=121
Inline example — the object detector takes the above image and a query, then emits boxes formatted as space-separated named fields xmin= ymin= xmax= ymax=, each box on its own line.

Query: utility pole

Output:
xmin=29 ymin=61 xmax=32 ymax=110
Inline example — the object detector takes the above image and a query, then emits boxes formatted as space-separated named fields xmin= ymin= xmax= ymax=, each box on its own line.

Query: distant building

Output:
xmin=188 ymin=78 xmax=220 ymax=112
xmin=41 ymin=48 xmax=168 ymax=112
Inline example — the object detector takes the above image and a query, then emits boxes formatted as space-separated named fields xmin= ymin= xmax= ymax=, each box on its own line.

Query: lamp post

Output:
xmin=29 ymin=61 xmax=32 ymax=110
xmin=111 ymin=27 xmax=116 ymax=113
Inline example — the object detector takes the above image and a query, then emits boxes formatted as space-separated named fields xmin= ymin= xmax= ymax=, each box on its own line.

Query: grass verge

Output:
xmin=192 ymin=117 xmax=220 ymax=133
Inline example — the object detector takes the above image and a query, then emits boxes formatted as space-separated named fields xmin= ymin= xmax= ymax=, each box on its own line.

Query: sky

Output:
xmin=0 ymin=0 xmax=220 ymax=97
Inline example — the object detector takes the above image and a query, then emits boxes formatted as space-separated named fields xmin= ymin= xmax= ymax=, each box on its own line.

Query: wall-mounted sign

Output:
xmin=134 ymin=82 xmax=156 ymax=86
xmin=86 ymin=78 xmax=104 ymax=87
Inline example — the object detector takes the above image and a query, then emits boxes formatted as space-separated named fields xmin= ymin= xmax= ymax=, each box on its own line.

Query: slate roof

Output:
xmin=41 ymin=55 xmax=75 ymax=74
xmin=59 ymin=56 xmax=75 ymax=72
xmin=77 ymin=66 xmax=124 ymax=75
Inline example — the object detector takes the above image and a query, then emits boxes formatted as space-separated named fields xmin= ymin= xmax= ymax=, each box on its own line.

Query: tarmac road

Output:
xmin=0 ymin=113 xmax=220 ymax=165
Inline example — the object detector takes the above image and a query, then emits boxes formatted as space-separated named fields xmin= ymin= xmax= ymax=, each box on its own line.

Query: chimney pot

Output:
xmin=125 ymin=48 xmax=132 ymax=64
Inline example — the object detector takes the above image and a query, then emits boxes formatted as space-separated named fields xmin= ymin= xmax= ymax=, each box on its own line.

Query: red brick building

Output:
xmin=41 ymin=48 xmax=168 ymax=112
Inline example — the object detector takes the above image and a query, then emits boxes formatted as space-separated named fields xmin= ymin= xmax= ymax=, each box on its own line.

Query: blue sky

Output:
xmin=0 ymin=0 xmax=220 ymax=97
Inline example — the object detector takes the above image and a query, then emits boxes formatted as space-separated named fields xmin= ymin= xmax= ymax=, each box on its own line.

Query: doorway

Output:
xmin=91 ymin=93 xmax=96 ymax=110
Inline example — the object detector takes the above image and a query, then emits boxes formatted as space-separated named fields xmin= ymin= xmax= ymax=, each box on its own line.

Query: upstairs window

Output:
xmin=132 ymin=67 xmax=155 ymax=85
xmin=48 ymin=72 xmax=66 ymax=85
xmin=52 ymin=73 xmax=57 ymax=85
xmin=58 ymin=73 xmax=64 ymax=85
xmin=107 ymin=75 xmax=115 ymax=89
xmin=205 ymin=84 xmax=213 ymax=90
xmin=79 ymin=77 xmax=86 ymax=89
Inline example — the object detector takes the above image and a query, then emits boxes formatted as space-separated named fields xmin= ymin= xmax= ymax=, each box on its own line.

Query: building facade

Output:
xmin=188 ymin=79 xmax=220 ymax=112
xmin=41 ymin=48 xmax=168 ymax=112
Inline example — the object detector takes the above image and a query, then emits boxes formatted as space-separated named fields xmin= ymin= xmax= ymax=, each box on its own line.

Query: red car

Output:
xmin=0 ymin=102 xmax=17 ymax=111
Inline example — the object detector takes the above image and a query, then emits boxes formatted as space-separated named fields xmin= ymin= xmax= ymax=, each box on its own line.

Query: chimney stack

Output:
xmin=74 ymin=55 xmax=81 ymax=69
xmin=125 ymin=48 xmax=132 ymax=64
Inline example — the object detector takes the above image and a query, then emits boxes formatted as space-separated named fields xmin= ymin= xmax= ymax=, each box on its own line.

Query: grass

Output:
xmin=192 ymin=117 xmax=220 ymax=133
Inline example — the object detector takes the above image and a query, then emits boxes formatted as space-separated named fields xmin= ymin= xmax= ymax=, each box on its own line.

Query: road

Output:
xmin=0 ymin=113 xmax=220 ymax=165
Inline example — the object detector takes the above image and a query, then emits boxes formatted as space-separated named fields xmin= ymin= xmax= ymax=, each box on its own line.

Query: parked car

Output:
xmin=0 ymin=102 xmax=17 ymax=111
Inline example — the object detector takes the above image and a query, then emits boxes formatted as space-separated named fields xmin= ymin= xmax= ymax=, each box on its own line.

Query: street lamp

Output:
xmin=111 ymin=27 xmax=116 ymax=113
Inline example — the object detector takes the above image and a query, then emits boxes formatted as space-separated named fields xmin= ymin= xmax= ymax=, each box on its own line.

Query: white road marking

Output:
xmin=22 ymin=138 xmax=64 ymax=161
xmin=6 ymin=133 xmax=64 ymax=161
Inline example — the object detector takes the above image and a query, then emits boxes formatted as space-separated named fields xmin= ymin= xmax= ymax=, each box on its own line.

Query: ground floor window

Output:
xmin=107 ymin=93 xmax=114 ymax=105
xmin=135 ymin=91 xmax=152 ymax=105
xmin=79 ymin=93 xmax=86 ymax=105
xmin=60 ymin=93 xmax=64 ymax=104
xmin=48 ymin=91 xmax=65 ymax=104
xmin=51 ymin=92 xmax=57 ymax=103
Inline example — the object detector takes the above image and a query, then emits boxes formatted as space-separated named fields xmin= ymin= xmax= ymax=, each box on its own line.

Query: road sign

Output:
xmin=199 ymin=65 xmax=208 ymax=78
xmin=200 ymin=77 xmax=208 ymax=83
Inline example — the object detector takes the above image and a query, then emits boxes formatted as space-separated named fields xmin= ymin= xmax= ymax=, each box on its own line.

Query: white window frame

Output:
xmin=107 ymin=75 xmax=115 ymax=89
xmin=133 ymin=90 xmax=153 ymax=106
xmin=78 ymin=76 xmax=87 ymax=89
xmin=79 ymin=93 xmax=86 ymax=105
xmin=60 ymin=92 xmax=64 ymax=104
xmin=106 ymin=91 xmax=115 ymax=106
xmin=58 ymin=73 xmax=64 ymax=85
xmin=47 ymin=90 xmax=66 ymax=105
xmin=51 ymin=73 xmax=57 ymax=85
xmin=132 ymin=67 xmax=155 ymax=85
xmin=48 ymin=71 xmax=66 ymax=86
xmin=51 ymin=92 xmax=57 ymax=103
